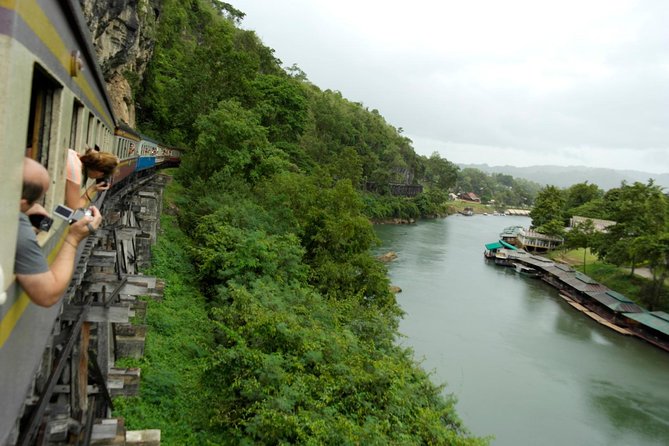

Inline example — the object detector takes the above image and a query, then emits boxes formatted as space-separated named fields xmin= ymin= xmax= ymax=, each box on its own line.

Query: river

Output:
xmin=375 ymin=215 xmax=669 ymax=446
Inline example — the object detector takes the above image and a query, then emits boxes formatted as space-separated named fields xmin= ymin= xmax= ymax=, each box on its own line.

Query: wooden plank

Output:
xmin=60 ymin=305 xmax=130 ymax=323
xmin=87 ymin=257 xmax=117 ymax=267
xmin=87 ymin=282 xmax=149 ymax=295
xmin=84 ymin=273 xmax=157 ymax=288
xmin=90 ymin=419 xmax=120 ymax=441
xmin=91 ymin=250 xmax=118 ymax=258
xmin=97 ymin=320 xmax=111 ymax=380
xmin=78 ymin=323 xmax=90 ymax=413
xmin=126 ymin=430 xmax=161 ymax=446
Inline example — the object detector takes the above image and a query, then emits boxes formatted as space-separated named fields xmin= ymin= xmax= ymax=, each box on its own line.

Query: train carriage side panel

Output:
xmin=136 ymin=135 xmax=159 ymax=172
xmin=113 ymin=123 xmax=141 ymax=185
xmin=0 ymin=1 xmax=116 ymax=442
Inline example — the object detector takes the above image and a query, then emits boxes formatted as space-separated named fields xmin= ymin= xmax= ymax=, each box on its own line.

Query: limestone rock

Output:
xmin=377 ymin=251 xmax=398 ymax=263
xmin=79 ymin=0 xmax=162 ymax=126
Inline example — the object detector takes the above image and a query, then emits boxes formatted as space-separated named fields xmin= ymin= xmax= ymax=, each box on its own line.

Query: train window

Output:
xmin=25 ymin=65 xmax=62 ymax=167
xmin=70 ymin=100 xmax=83 ymax=149
xmin=86 ymin=113 xmax=94 ymax=146
xmin=95 ymin=119 xmax=100 ymax=147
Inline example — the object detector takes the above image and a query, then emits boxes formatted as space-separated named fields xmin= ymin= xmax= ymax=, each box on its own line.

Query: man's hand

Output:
xmin=68 ymin=206 xmax=102 ymax=243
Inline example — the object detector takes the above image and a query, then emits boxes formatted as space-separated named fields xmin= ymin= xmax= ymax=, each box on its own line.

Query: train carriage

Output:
xmin=112 ymin=122 xmax=141 ymax=187
xmin=135 ymin=134 xmax=158 ymax=173
xmin=0 ymin=0 xmax=116 ymax=443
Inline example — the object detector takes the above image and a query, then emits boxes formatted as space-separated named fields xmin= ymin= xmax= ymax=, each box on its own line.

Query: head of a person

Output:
xmin=21 ymin=158 xmax=49 ymax=210
xmin=80 ymin=148 xmax=118 ymax=179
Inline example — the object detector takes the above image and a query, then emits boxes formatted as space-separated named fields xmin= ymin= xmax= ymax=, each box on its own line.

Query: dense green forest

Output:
xmin=530 ymin=181 xmax=669 ymax=311
xmin=114 ymin=0 xmax=492 ymax=443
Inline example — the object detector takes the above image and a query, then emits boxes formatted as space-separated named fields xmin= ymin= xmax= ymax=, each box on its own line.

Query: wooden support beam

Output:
xmin=126 ymin=429 xmax=161 ymax=446
xmin=60 ymin=305 xmax=130 ymax=323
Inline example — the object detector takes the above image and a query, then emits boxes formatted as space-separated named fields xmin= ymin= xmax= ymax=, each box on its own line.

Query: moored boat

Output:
xmin=514 ymin=263 xmax=541 ymax=278
xmin=495 ymin=249 xmax=514 ymax=266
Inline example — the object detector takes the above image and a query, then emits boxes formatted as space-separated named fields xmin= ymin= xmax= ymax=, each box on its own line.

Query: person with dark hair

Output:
xmin=66 ymin=148 xmax=118 ymax=209
xmin=15 ymin=158 xmax=102 ymax=307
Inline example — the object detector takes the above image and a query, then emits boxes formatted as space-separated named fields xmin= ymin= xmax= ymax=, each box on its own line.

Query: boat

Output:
xmin=484 ymin=240 xmax=517 ymax=260
xmin=461 ymin=207 xmax=474 ymax=216
xmin=514 ymin=263 xmax=541 ymax=278
xmin=559 ymin=294 xmax=632 ymax=335
xmin=494 ymin=249 xmax=514 ymax=266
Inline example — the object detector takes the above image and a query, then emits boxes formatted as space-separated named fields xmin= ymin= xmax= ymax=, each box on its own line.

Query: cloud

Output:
xmin=234 ymin=0 xmax=669 ymax=174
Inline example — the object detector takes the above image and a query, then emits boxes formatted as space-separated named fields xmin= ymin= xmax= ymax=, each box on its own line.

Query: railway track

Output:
xmin=9 ymin=173 xmax=168 ymax=446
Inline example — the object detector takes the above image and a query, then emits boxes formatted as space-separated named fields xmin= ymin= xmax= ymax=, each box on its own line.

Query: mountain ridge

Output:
xmin=460 ymin=163 xmax=669 ymax=191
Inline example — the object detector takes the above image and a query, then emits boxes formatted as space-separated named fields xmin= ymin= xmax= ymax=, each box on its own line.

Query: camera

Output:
xmin=53 ymin=204 xmax=92 ymax=224
xmin=28 ymin=214 xmax=53 ymax=232
xmin=96 ymin=177 xmax=110 ymax=186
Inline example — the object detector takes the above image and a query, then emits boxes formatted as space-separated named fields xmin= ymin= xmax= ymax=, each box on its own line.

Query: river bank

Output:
xmin=375 ymin=215 xmax=669 ymax=446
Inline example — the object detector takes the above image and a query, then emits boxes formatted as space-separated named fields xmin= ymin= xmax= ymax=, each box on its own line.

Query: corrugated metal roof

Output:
xmin=585 ymin=291 xmax=645 ymax=313
xmin=575 ymin=272 xmax=599 ymax=285
xmin=624 ymin=312 xmax=669 ymax=335
xmin=543 ymin=265 xmax=575 ymax=279
xmin=559 ymin=275 xmax=607 ymax=293
xmin=605 ymin=290 xmax=634 ymax=303
xmin=530 ymin=255 xmax=553 ymax=264
xmin=554 ymin=263 xmax=574 ymax=272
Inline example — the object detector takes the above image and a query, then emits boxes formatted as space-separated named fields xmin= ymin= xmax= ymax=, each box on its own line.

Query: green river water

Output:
xmin=375 ymin=215 xmax=669 ymax=446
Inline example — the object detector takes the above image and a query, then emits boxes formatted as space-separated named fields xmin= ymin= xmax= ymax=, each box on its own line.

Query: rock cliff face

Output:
xmin=79 ymin=0 xmax=162 ymax=127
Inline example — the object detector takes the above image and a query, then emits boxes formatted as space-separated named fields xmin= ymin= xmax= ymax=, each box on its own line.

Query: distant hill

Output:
xmin=459 ymin=164 xmax=669 ymax=191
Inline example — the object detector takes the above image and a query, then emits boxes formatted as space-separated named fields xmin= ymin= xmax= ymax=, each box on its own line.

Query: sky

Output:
xmin=231 ymin=0 xmax=669 ymax=174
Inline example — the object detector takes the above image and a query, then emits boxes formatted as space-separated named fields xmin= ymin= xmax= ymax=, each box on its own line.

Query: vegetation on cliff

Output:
xmin=113 ymin=0 xmax=489 ymax=444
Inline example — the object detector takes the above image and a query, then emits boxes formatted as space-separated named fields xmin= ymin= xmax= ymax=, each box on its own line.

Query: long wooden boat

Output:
xmin=559 ymin=294 xmax=632 ymax=335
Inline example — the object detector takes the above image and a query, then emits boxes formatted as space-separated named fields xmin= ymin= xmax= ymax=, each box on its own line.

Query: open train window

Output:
xmin=25 ymin=65 xmax=62 ymax=167
xmin=86 ymin=112 xmax=94 ymax=146
xmin=70 ymin=100 xmax=83 ymax=149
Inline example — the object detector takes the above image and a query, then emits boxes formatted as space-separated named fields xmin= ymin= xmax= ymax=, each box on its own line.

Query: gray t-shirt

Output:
xmin=14 ymin=213 xmax=49 ymax=275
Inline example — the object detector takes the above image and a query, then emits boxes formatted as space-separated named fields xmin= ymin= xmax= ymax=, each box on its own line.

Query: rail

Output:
xmin=9 ymin=172 xmax=168 ymax=445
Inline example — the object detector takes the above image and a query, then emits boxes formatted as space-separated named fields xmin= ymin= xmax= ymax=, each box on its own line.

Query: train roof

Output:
xmin=115 ymin=122 xmax=141 ymax=140
xmin=1 ymin=0 xmax=117 ymax=128
xmin=139 ymin=134 xmax=160 ymax=145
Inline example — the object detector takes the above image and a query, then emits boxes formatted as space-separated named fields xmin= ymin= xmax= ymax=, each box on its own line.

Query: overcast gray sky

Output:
xmin=232 ymin=0 xmax=669 ymax=174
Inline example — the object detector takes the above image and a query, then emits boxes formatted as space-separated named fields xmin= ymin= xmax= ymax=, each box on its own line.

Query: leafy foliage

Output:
xmin=530 ymin=185 xmax=566 ymax=233
xmin=120 ymin=1 xmax=491 ymax=444
xmin=536 ymin=180 xmax=669 ymax=310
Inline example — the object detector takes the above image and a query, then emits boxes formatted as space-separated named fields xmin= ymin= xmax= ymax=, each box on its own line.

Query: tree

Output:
xmin=565 ymin=218 xmax=597 ymax=273
xmin=594 ymin=181 xmax=668 ymax=276
xmin=635 ymin=234 xmax=669 ymax=310
xmin=421 ymin=152 xmax=459 ymax=191
xmin=530 ymin=185 xmax=565 ymax=229
xmin=564 ymin=182 xmax=603 ymax=216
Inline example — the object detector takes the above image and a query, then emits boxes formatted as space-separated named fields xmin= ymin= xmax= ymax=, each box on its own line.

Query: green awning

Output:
xmin=624 ymin=311 xmax=669 ymax=335
xmin=485 ymin=240 xmax=517 ymax=251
